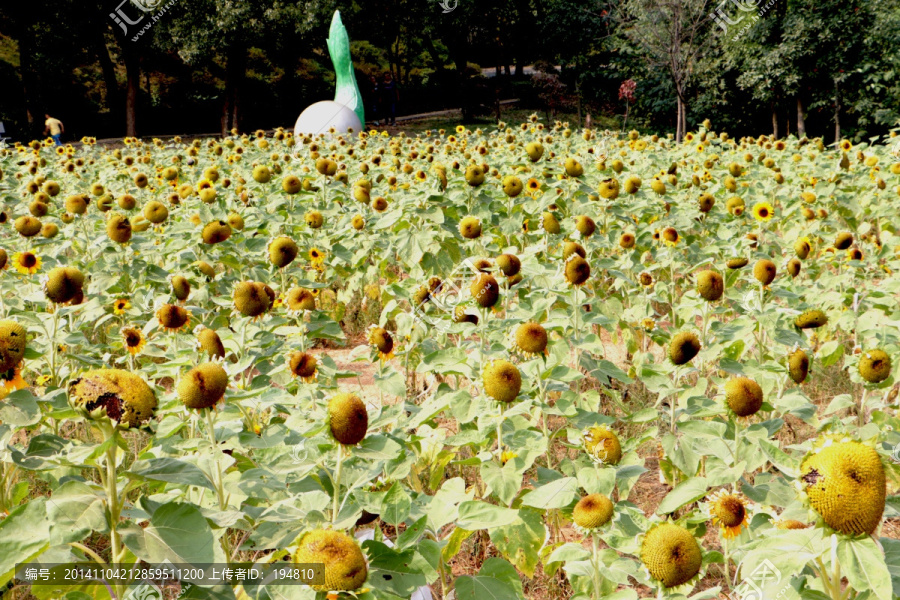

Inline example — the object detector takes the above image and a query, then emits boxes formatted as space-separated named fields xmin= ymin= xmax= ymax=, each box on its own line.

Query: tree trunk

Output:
xmin=676 ymin=96 xmax=683 ymax=143
xmin=17 ymin=9 xmax=39 ymax=133
xmin=833 ymin=79 xmax=841 ymax=145
xmin=681 ymin=99 xmax=687 ymax=141
xmin=771 ymin=99 xmax=779 ymax=139
xmin=94 ymin=32 xmax=121 ymax=117
xmin=221 ymin=46 xmax=246 ymax=136
xmin=504 ymin=64 xmax=511 ymax=76
xmin=796 ymin=97 xmax=806 ymax=137
xmin=124 ymin=47 xmax=140 ymax=137
xmin=515 ymin=61 xmax=523 ymax=77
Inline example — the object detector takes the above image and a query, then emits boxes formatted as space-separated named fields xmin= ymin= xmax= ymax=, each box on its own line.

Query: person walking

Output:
xmin=368 ymin=75 xmax=380 ymax=126
xmin=44 ymin=114 xmax=64 ymax=146
xmin=381 ymin=73 xmax=398 ymax=126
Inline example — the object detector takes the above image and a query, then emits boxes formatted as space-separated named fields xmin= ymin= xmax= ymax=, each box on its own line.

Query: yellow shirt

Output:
xmin=45 ymin=118 xmax=62 ymax=136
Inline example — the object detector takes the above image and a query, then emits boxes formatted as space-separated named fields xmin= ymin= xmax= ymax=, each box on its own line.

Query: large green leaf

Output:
xmin=0 ymin=499 xmax=50 ymax=586
xmin=122 ymin=502 xmax=223 ymax=565
xmin=457 ymin=501 xmax=518 ymax=530
xmin=656 ymin=477 xmax=708 ymax=515
xmin=454 ymin=558 xmax=523 ymax=600
xmin=521 ymin=476 xmax=578 ymax=510
xmin=488 ymin=508 xmax=546 ymax=578
xmin=837 ymin=536 xmax=893 ymax=600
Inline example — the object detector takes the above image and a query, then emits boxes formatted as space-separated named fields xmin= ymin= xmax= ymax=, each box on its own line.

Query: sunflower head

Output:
xmin=453 ymin=305 xmax=479 ymax=325
xmin=143 ymin=201 xmax=168 ymax=224
xmin=0 ymin=249 xmax=7 ymax=271
xmin=43 ymin=267 xmax=85 ymax=304
xmin=496 ymin=253 xmax=521 ymax=276
xmin=706 ymin=490 xmax=751 ymax=538
xmin=328 ymin=392 xmax=369 ymax=445
xmin=788 ymin=348 xmax=810 ymax=384
xmin=106 ymin=214 xmax=132 ymax=244
xmin=801 ymin=435 xmax=886 ymax=534
xmin=786 ymin=258 xmax=801 ymax=278
xmin=68 ymin=369 xmax=157 ymax=429
xmin=575 ymin=215 xmax=596 ymax=237
xmin=835 ymin=231 xmax=854 ymax=250
xmin=459 ymin=216 xmax=482 ymax=239
xmin=599 ymin=178 xmax=620 ymax=200
xmin=292 ymin=529 xmax=368 ymax=592
xmin=583 ymin=425 xmax=622 ymax=465
xmin=542 ymin=211 xmax=561 ymax=234
xmin=502 ymin=175 xmax=523 ymax=197
xmin=202 ymin=220 xmax=232 ymax=244
xmin=0 ymin=320 xmax=27 ymax=372
xmin=288 ymin=351 xmax=318 ymax=379
xmin=234 ymin=281 xmax=275 ymax=317
xmin=619 ymin=233 xmax=636 ymax=249
xmin=305 ymin=210 xmax=324 ymax=229
xmin=367 ymin=326 xmax=394 ymax=355
xmin=268 ymin=236 xmax=299 ymax=269
xmin=564 ymin=241 xmax=587 ymax=260
xmin=668 ymin=331 xmax=701 ymax=365
xmin=470 ymin=273 xmax=500 ymax=308
xmin=252 ymin=165 xmax=271 ymax=183
xmin=525 ymin=142 xmax=544 ymax=162
xmin=640 ymin=522 xmax=702 ymax=589
xmin=282 ymin=174 xmax=302 ymax=194
xmin=482 ymin=359 xmax=522 ymax=403
xmin=573 ymin=494 xmax=614 ymax=530
xmin=794 ymin=309 xmax=828 ymax=329
xmin=859 ymin=349 xmax=892 ymax=384
xmin=156 ymin=304 xmax=190 ymax=331
xmin=724 ymin=376 xmax=763 ymax=417
xmin=177 ymin=362 xmax=228 ymax=410
xmin=794 ymin=238 xmax=811 ymax=259
xmin=564 ymin=157 xmax=583 ymax=177
xmin=725 ymin=196 xmax=744 ymax=216
xmin=695 ymin=270 xmax=724 ymax=301
xmin=752 ymin=202 xmax=774 ymax=221
xmin=169 ymin=275 xmax=191 ymax=302
xmin=197 ymin=327 xmax=226 ymax=359
xmin=121 ymin=327 xmax=146 ymax=356
xmin=726 ymin=257 xmax=748 ymax=270
xmin=15 ymin=216 xmax=42 ymax=237
xmin=465 ymin=165 xmax=485 ymax=186
xmin=286 ymin=287 xmax=317 ymax=312
xmin=564 ymin=254 xmax=591 ymax=286
xmin=753 ymin=259 xmax=776 ymax=286
xmin=514 ymin=322 xmax=548 ymax=355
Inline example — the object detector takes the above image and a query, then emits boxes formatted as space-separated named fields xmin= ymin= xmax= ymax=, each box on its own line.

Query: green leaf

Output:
xmin=0 ymin=389 xmax=41 ymax=427
xmin=521 ymin=477 xmax=578 ymax=510
xmin=457 ymin=501 xmax=518 ymax=530
xmin=363 ymin=540 xmax=428 ymax=598
xmin=488 ymin=509 xmax=546 ymax=578
xmin=454 ymin=558 xmax=523 ymax=600
xmin=381 ymin=481 xmax=411 ymax=526
xmin=656 ymin=477 xmax=708 ymax=515
xmin=128 ymin=458 xmax=215 ymax=490
xmin=837 ymin=536 xmax=893 ymax=600
xmin=123 ymin=502 xmax=223 ymax=564
xmin=0 ymin=499 xmax=50 ymax=587
xmin=47 ymin=481 xmax=107 ymax=545
xmin=481 ymin=462 xmax=522 ymax=506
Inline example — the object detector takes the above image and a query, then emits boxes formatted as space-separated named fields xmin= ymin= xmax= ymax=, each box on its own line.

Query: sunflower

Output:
xmin=752 ymin=201 xmax=774 ymax=222
xmin=309 ymin=248 xmax=326 ymax=268
xmin=583 ymin=425 xmax=622 ymax=465
xmin=661 ymin=227 xmax=679 ymax=246
xmin=156 ymin=304 xmax=190 ymax=332
xmin=704 ymin=489 xmax=752 ymax=539
xmin=288 ymin=351 xmax=318 ymax=382
xmin=0 ymin=365 xmax=27 ymax=400
xmin=839 ymin=139 xmax=853 ymax=152
xmin=121 ymin=327 xmax=146 ymax=355
xmin=367 ymin=326 xmax=395 ymax=361
xmin=12 ymin=251 xmax=41 ymax=275
xmin=113 ymin=299 xmax=132 ymax=315
xmin=525 ymin=178 xmax=541 ymax=195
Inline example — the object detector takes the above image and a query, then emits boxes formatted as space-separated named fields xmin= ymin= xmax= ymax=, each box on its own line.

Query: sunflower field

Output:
xmin=1 ymin=120 xmax=900 ymax=600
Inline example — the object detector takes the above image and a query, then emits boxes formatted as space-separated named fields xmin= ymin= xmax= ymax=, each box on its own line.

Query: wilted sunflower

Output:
xmin=800 ymin=435 xmax=885 ymax=535
xmin=177 ymin=362 xmax=228 ymax=410
xmin=583 ymin=425 xmax=622 ymax=465
xmin=502 ymin=175 xmax=523 ymax=197
xmin=292 ymin=529 xmax=368 ymax=592
xmin=835 ymin=231 xmax=854 ymax=250
xmin=753 ymin=259 xmax=776 ymax=286
xmin=156 ymin=304 xmax=190 ymax=332
xmin=268 ymin=236 xmax=299 ymax=269
xmin=496 ymin=253 xmax=521 ymax=276
xmin=0 ymin=320 xmax=27 ymax=372
xmin=43 ymin=266 xmax=85 ymax=304
xmin=328 ymin=392 xmax=369 ymax=445
xmin=367 ymin=326 xmax=394 ymax=360
xmin=201 ymin=220 xmax=232 ymax=244
xmin=668 ymin=331 xmax=701 ymax=365
xmin=788 ymin=348 xmax=810 ymax=384
xmin=794 ymin=309 xmax=828 ymax=329
xmin=752 ymin=201 xmax=774 ymax=222
xmin=705 ymin=489 xmax=752 ymax=539
xmin=286 ymin=287 xmax=317 ymax=313
xmin=196 ymin=327 xmax=226 ymax=359
xmin=288 ymin=351 xmax=318 ymax=382
xmin=113 ymin=298 xmax=132 ymax=315
xmin=859 ymin=349 xmax=892 ymax=384
xmin=305 ymin=210 xmax=324 ymax=229
xmin=575 ymin=215 xmax=596 ymax=237
xmin=572 ymin=493 xmax=614 ymax=533
xmin=121 ymin=327 xmax=146 ymax=355
xmin=68 ymin=369 xmax=157 ymax=429
xmin=12 ymin=251 xmax=41 ymax=274
xmin=458 ymin=216 xmax=482 ymax=239
xmin=726 ymin=257 xmax=749 ymax=269
xmin=695 ymin=270 xmax=724 ymax=301
xmin=564 ymin=254 xmax=591 ymax=286
xmin=106 ymin=214 xmax=132 ymax=244
xmin=233 ymin=281 xmax=275 ymax=318
xmin=640 ymin=523 xmax=702 ymax=590
xmin=514 ymin=321 xmax=548 ymax=356
xmin=470 ymin=273 xmax=500 ymax=308
xmin=482 ymin=359 xmax=522 ymax=403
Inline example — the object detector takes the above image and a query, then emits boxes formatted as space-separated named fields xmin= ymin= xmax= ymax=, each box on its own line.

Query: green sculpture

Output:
xmin=327 ymin=10 xmax=364 ymax=126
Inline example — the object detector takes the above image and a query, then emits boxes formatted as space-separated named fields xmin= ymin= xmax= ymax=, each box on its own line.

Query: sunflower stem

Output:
xmin=496 ymin=402 xmax=504 ymax=456
xmin=332 ymin=444 xmax=344 ymax=524
xmin=722 ymin=535 xmax=731 ymax=590
xmin=591 ymin=533 xmax=603 ymax=600
xmin=858 ymin=386 xmax=869 ymax=426
xmin=205 ymin=407 xmax=227 ymax=510
xmin=97 ymin=422 xmax=125 ymax=600
xmin=49 ymin=306 xmax=60 ymax=387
